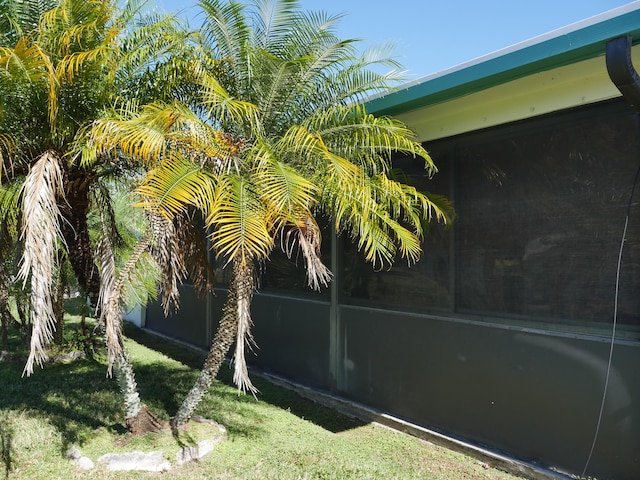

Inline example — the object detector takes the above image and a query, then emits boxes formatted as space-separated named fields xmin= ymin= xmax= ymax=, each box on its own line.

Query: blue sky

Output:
xmin=157 ymin=0 xmax=638 ymax=78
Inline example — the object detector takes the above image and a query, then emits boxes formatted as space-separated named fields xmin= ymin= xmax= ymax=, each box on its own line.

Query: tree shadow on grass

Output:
xmin=0 ymin=358 xmax=123 ymax=450
xmin=131 ymin=361 xmax=269 ymax=440
xmin=125 ymin=324 xmax=365 ymax=434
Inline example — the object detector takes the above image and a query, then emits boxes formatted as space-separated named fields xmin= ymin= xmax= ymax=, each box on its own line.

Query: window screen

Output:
xmin=343 ymin=100 xmax=640 ymax=335
xmin=457 ymin=102 xmax=640 ymax=328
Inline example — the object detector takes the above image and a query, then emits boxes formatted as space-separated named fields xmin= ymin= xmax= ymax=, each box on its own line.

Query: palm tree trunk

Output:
xmin=52 ymin=265 xmax=66 ymax=345
xmin=59 ymin=172 xmax=100 ymax=305
xmin=114 ymin=350 xmax=142 ymax=419
xmin=0 ymin=289 xmax=8 ymax=352
xmin=114 ymin=349 xmax=163 ymax=434
xmin=171 ymin=257 xmax=253 ymax=429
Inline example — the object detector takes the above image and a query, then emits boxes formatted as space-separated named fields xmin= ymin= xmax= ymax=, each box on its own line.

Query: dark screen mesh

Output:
xmin=343 ymin=100 xmax=640 ymax=335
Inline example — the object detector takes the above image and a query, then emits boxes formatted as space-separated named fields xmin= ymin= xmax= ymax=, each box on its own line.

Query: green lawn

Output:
xmin=0 ymin=307 xmax=524 ymax=480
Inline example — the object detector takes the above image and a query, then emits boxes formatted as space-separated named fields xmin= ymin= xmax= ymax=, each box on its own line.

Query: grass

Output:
xmin=0 ymin=300 xmax=525 ymax=480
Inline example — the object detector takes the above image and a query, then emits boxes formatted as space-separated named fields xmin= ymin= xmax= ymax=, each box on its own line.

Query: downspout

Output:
xmin=581 ymin=34 xmax=640 ymax=479
xmin=606 ymin=35 xmax=640 ymax=113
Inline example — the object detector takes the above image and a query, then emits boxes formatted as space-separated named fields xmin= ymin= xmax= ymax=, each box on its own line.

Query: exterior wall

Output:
xmin=249 ymin=294 xmax=331 ymax=388
xmin=146 ymin=286 xmax=211 ymax=349
xmin=334 ymin=306 xmax=639 ymax=480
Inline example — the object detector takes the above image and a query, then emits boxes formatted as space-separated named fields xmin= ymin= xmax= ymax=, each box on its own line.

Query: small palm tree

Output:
xmin=87 ymin=0 xmax=452 ymax=430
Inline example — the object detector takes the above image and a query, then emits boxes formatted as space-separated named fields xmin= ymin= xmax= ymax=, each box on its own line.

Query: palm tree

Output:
xmin=0 ymin=0 xmax=197 ymax=432
xmin=86 ymin=0 xmax=452 ymax=430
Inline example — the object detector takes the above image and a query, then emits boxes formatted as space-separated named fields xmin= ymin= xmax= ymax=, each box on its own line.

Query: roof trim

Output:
xmin=366 ymin=3 xmax=640 ymax=116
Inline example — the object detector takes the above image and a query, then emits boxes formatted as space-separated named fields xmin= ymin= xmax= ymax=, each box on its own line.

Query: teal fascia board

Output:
xmin=366 ymin=9 xmax=640 ymax=116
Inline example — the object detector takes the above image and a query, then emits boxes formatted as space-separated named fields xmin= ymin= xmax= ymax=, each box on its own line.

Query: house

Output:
xmin=142 ymin=4 xmax=640 ymax=479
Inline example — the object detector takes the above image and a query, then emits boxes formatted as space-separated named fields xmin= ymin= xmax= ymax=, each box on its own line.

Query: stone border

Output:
xmin=67 ymin=423 xmax=226 ymax=472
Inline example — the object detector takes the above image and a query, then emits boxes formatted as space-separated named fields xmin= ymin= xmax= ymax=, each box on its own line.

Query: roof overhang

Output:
xmin=366 ymin=3 xmax=640 ymax=117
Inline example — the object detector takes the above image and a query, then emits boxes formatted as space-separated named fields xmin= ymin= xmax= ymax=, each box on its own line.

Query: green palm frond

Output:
xmin=0 ymin=133 xmax=19 ymax=179
xmin=251 ymin=0 xmax=300 ymax=52
xmin=0 ymin=180 xmax=21 ymax=256
xmin=116 ymin=16 xmax=194 ymax=101
xmin=0 ymin=0 xmax=58 ymax=43
xmin=199 ymin=0 xmax=250 ymax=72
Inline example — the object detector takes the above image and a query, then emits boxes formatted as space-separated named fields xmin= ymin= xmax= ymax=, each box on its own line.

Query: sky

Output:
xmin=157 ymin=0 xmax=639 ymax=79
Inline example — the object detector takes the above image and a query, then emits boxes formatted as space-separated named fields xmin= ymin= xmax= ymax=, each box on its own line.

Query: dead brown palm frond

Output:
xmin=282 ymin=217 xmax=332 ymax=291
xmin=95 ymin=215 xmax=121 ymax=373
xmin=18 ymin=151 xmax=64 ymax=376
xmin=148 ymin=210 xmax=187 ymax=316
xmin=98 ymin=225 xmax=152 ymax=374
xmin=173 ymin=213 xmax=216 ymax=299
xmin=230 ymin=255 xmax=258 ymax=396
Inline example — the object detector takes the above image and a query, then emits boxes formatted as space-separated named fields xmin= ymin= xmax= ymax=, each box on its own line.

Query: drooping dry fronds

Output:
xmin=174 ymin=213 xmax=216 ymax=299
xmin=18 ymin=151 xmax=64 ymax=376
xmin=282 ymin=217 xmax=332 ymax=291
xmin=230 ymin=256 xmax=258 ymax=395
xmin=98 ymin=224 xmax=153 ymax=375
xmin=148 ymin=211 xmax=187 ymax=315
xmin=96 ymin=219 xmax=121 ymax=375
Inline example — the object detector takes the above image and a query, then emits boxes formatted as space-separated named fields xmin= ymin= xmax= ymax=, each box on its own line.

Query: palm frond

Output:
xmin=0 ymin=38 xmax=58 ymax=126
xmin=136 ymin=154 xmax=216 ymax=217
xmin=199 ymin=71 xmax=262 ymax=136
xmin=282 ymin=217 xmax=331 ymax=290
xmin=173 ymin=213 xmax=216 ymax=299
xmin=148 ymin=211 xmax=187 ymax=316
xmin=18 ymin=150 xmax=64 ymax=376
xmin=96 ymin=209 xmax=121 ymax=374
xmin=0 ymin=133 xmax=19 ymax=181
xmin=0 ymin=180 xmax=21 ymax=257
xmin=206 ymin=174 xmax=272 ymax=265
xmin=0 ymin=0 xmax=58 ymax=42
xmin=198 ymin=0 xmax=250 ymax=70
xmin=304 ymin=104 xmax=435 ymax=175
xmin=252 ymin=140 xmax=318 ymax=228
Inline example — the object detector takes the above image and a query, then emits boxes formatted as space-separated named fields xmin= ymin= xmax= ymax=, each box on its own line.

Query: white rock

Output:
xmin=77 ymin=456 xmax=95 ymax=470
xmin=97 ymin=450 xmax=171 ymax=472
xmin=176 ymin=439 xmax=217 ymax=465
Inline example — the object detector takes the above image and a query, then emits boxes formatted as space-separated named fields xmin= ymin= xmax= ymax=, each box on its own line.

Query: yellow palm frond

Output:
xmin=206 ymin=175 xmax=273 ymax=265
xmin=136 ymin=153 xmax=215 ymax=218
xmin=304 ymin=104 xmax=437 ymax=176
xmin=83 ymin=102 xmax=235 ymax=168
xmin=0 ymin=38 xmax=58 ymax=127
xmin=251 ymin=141 xmax=318 ymax=229
xmin=56 ymin=42 xmax=116 ymax=83
xmin=200 ymin=72 xmax=262 ymax=136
